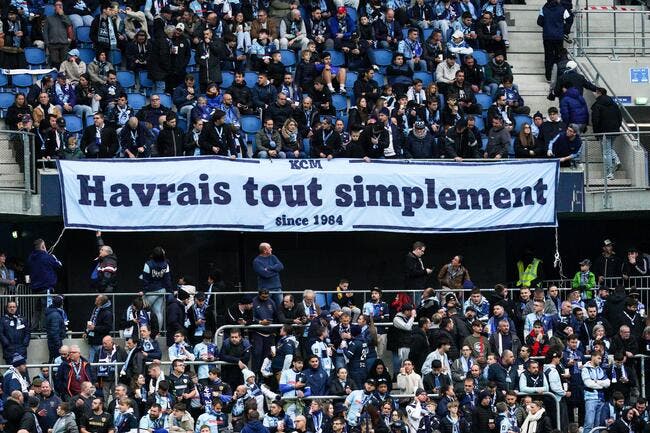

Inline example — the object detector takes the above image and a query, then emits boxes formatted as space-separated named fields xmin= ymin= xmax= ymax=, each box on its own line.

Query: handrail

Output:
xmin=568 ymin=53 xmax=640 ymax=144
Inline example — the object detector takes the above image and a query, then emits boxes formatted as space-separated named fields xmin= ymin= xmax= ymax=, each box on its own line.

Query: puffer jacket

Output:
xmin=560 ymin=87 xmax=589 ymax=125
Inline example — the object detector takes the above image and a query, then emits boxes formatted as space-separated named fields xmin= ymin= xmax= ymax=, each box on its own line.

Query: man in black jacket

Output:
xmin=230 ymin=72 xmax=255 ymax=114
xmin=359 ymin=122 xmax=389 ymax=159
xmin=592 ymin=87 xmax=623 ymax=180
xmin=80 ymin=113 xmax=119 ymax=159
xmin=405 ymin=241 xmax=432 ymax=291
xmin=293 ymin=97 xmax=320 ymax=139
xmin=157 ymin=113 xmax=185 ymax=157
xmin=199 ymin=110 xmax=237 ymax=157
xmin=265 ymin=94 xmax=293 ymax=129
xmin=445 ymin=119 xmax=480 ymax=161
xmin=310 ymin=117 xmax=342 ymax=158
xmin=85 ymin=295 xmax=113 ymax=363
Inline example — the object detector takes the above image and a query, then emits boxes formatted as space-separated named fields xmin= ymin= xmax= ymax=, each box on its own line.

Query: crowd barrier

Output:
xmin=5 ymin=278 xmax=650 ymax=338
xmin=2 ymin=357 xmax=562 ymax=428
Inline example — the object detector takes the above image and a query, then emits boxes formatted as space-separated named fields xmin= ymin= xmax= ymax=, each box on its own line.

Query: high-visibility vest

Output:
xmin=517 ymin=258 xmax=541 ymax=287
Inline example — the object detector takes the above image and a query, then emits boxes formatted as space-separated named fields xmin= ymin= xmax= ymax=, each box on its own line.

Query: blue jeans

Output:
xmin=88 ymin=344 xmax=101 ymax=364
xmin=268 ymin=287 xmax=283 ymax=308
xmin=144 ymin=288 xmax=166 ymax=328
xmin=257 ymin=151 xmax=287 ymax=159
xmin=584 ymin=399 xmax=605 ymax=433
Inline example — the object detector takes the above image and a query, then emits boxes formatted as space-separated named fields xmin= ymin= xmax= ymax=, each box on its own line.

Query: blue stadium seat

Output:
xmin=221 ymin=72 xmax=234 ymax=89
xmin=473 ymin=116 xmax=485 ymax=133
xmin=158 ymin=94 xmax=173 ymax=109
xmin=43 ymin=4 xmax=55 ymax=16
xmin=139 ymin=71 xmax=154 ymax=95
xmin=12 ymin=73 xmax=32 ymax=89
xmin=24 ymin=47 xmax=46 ymax=68
xmin=0 ymin=92 xmax=15 ymax=118
xmin=244 ymin=71 xmax=258 ymax=88
xmin=76 ymin=26 xmax=92 ymax=46
xmin=280 ymin=50 xmax=296 ymax=67
xmin=475 ymin=93 xmax=494 ymax=112
xmin=473 ymin=49 xmax=490 ymax=67
xmin=513 ymin=114 xmax=533 ymax=133
xmin=127 ymin=93 xmax=146 ymax=110
xmin=374 ymin=72 xmax=385 ymax=85
xmin=177 ymin=118 xmax=188 ymax=133
xmin=78 ymin=48 xmax=96 ymax=64
xmin=241 ymin=115 xmax=262 ymax=135
xmin=64 ymin=115 xmax=83 ymax=133
xmin=0 ymin=73 xmax=8 ymax=88
xmin=110 ymin=50 xmax=122 ymax=67
xmin=327 ymin=50 xmax=345 ymax=67
xmin=370 ymin=49 xmax=393 ymax=72
xmin=423 ymin=28 xmax=434 ymax=41
xmin=413 ymin=71 xmax=433 ymax=87
xmin=345 ymin=71 xmax=357 ymax=92
xmin=332 ymin=94 xmax=348 ymax=115
xmin=117 ymin=71 xmax=136 ymax=91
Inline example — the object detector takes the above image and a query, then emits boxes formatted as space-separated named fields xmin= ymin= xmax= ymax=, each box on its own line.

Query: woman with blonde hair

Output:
xmin=279 ymin=118 xmax=306 ymax=159
xmin=520 ymin=401 xmax=552 ymax=433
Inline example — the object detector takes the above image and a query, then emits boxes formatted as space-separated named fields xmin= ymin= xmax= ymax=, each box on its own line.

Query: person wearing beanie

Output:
xmin=2 ymin=354 xmax=29 ymax=398
xmin=45 ymin=296 xmax=68 ymax=363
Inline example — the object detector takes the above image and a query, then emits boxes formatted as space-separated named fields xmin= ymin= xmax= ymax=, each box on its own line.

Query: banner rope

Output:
xmin=48 ymin=227 xmax=66 ymax=254
xmin=553 ymin=226 xmax=566 ymax=279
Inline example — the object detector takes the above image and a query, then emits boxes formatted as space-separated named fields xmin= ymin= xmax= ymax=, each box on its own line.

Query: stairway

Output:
xmin=506 ymin=0 xmax=556 ymax=115
xmin=583 ymin=139 xmax=634 ymax=187
xmin=0 ymin=133 xmax=26 ymax=190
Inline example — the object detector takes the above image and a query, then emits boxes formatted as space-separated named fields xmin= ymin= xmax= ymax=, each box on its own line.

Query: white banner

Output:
xmin=57 ymin=157 xmax=559 ymax=233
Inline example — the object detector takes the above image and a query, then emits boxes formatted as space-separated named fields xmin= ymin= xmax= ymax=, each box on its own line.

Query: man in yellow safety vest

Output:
xmin=516 ymin=249 xmax=544 ymax=288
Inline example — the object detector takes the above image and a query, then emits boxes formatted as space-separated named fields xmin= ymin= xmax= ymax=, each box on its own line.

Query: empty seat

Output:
xmin=63 ymin=114 xmax=84 ymax=133
xmin=24 ymin=47 xmax=46 ymax=68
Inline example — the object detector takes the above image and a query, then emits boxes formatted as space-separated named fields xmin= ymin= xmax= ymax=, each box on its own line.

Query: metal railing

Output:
xmin=574 ymin=5 xmax=650 ymax=57
xmin=0 ymin=130 xmax=36 ymax=210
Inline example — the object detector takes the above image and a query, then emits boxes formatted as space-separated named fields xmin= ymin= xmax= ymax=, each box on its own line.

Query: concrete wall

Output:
xmin=578 ymin=57 xmax=650 ymax=105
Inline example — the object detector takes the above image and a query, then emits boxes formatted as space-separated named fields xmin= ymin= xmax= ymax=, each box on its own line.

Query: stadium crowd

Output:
xmin=0 ymin=236 xmax=649 ymax=433
xmin=0 ymin=0 xmax=624 ymax=176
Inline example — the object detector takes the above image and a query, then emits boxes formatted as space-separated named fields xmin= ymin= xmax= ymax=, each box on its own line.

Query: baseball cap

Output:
xmin=337 ymin=6 xmax=346 ymax=13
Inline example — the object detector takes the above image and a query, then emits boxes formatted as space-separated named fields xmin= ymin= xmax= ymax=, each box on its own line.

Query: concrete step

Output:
xmin=0 ymin=163 xmax=22 ymax=174
xmin=0 ymin=173 xmax=24 ymax=182
xmin=0 ymin=180 xmax=25 ymax=188
xmin=587 ymin=178 xmax=633 ymax=186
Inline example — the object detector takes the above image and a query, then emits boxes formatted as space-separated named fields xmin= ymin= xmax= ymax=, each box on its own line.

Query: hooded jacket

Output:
xmin=591 ymin=94 xmax=623 ymax=133
xmin=445 ymin=126 xmax=480 ymax=159
xmin=537 ymin=0 xmax=567 ymax=41
xmin=46 ymin=305 xmax=67 ymax=349
xmin=486 ymin=125 xmax=510 ymax=158
xmin=560 ymin=87 xmax=589 ymax=125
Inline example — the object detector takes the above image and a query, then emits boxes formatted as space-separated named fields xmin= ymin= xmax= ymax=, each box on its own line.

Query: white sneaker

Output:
xmin=606 ymin=173 xmax=615 ymax=181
